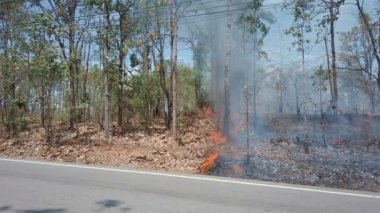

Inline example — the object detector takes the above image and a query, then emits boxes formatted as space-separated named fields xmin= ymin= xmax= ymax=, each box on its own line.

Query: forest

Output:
xmin=0 ymin=0 xmax=379 ymax=191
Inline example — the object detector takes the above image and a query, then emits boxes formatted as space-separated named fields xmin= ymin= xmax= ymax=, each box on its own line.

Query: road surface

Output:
xmin=0 ymin=158 xmax=379 ymax=213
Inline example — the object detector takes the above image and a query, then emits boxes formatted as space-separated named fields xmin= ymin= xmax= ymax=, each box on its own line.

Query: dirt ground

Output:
xmin=0 ymin=112 xmax=219 ymax=174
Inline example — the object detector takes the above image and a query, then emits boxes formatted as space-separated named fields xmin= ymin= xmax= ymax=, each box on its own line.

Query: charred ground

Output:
xmin=212 ymin=113 xmax=380 ymax=192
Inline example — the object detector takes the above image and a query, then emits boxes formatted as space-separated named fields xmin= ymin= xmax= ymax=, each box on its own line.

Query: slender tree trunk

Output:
xmin=252 ymin=9 xmax=258 ymax=116
xmin=158 ymin=40 xmax=171 ymax=128
xmin=75 ymin=47 xmax=81 ymax=108
xmin=324 ymin=35 xmax=334 ymax=102
xmin=46 ymin=89 xmax=54 ymax=144
xmin=83 ymin=40 xmax=91 ymax=123
xmin=170 ymin=5 xmax=178 ymax=141
xmin=369 ymin=92 xmax=375 ymax=114
xmin=279 ymin=81 xmax=283 ymax=113
xmin=320 ymin=77 xmax=327 ymax=147
xmin=300 ymin=20 xmax=310 ymax=153
xmin=103 ymin=2 xmax=111 ymax=142
xmin=40 ymin=88 xmax=46 ymax=128
xmin=245 ymin=89 xmax=250 ymax=165
xmin=117 ymin=13 xmax=126 ymax=127
xmin=295 ymin=80 xmax=300 ymax=120
xmin=159 ymin=50 xmax=171 ymax=129
xmin=83 ymin=41 xmax=90 ymax=100
xmin=319 ymin=78 xmax=324 ymax=120
xmin=223 ymin=0 xmax=232 ymax=136
xmin=154 ymin=3 xmax=171 ymax=129
xmin=329 ymin=2 xmax=338 ymax=114
xmin=2 ymin=29 xmax=16 ymax=131
xmin=68 ymin=3 xmax=77 ymax=129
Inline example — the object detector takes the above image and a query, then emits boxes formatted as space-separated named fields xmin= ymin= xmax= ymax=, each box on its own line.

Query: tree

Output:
xmin=240 ymin=0 xmax=274 ymax=116
xmin=169 ymin=0 xmax=179 ymax=140
xmin=86 ymin=0 xmax=113 ymax=142
xmin=102 ymin=0 xmax=112 ymax=142
xmin=114 ymin=0 xmax=136 ymax=127
xmin=223 ymin=0 xmax=232 ymax=136
xmin=355 ymin=0 xmax=380 ymax=93
xmin=322 ymin=0 xmax=345 ymax=114
xmin=286 ymin=0 xmax=314 ymax=120
xmin=0 ymin=1 xmax=28 ymax=133
xmin=151 ymin=0 xmax=172 ymax=129
xmin=33 ymin=0 xmax=92 ymax=128
xmin=287 ymin=1 xmax=316 ymax=152
xmin=287 ymin=65 xmax=303 ymax=119
xmin=340 ymin=19 xmax=378 ymax=113
xmin=29 ymin=42 xmax=63 ymax=144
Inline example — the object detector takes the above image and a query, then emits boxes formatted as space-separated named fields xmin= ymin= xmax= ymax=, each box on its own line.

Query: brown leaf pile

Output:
xmin=0 ymin=114 xmax=217 ymax=174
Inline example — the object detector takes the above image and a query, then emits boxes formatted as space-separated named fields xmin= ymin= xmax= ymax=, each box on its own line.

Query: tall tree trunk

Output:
xmin=83 ymin=41 xmax=90 ymax=100
xmin=252 ymin=9 xmax=258 ymax=116
xmin=117 ymin=12 xmax=126 ymax=127
xmin=324 ymin=35 xmax=334 ymax=102
xmin=75 ymin=42 xmax=81 ymax=107
xmin=154 ymin=2 xmax=171 ymax=129
xmin=279 ymin=79 xmax=283 ymax=113
xmin=46 ymin=89 xmax=54 ymax=144
xmin=159 ymin=49 xmax=172 ymax=129
xmin=223 ymin=0 xmax=232 ymax=136
xmin=170 ymin=4 xmax=178 ymax=141
xmin=68 ymin=2 xmax=77 ymax=129
xmin=329 ymin=1 xmax=338 ymax=114
xmin=295 ymin=80 xmax=300 ymax=120
xmin=103 ymin=2 xmax=111 ymax=142
xmin=2 ymin=27 xmax=16 ymax=131
xmin=40 ymin=88 xmax=46 ymax=128
xmin=83 ymin=40 xmax=91 ymax=123
xmin=300 ymin=16 xmax=310 ymax=152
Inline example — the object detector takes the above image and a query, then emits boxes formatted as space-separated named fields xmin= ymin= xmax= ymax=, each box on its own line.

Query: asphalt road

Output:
xmin=0 ymin=158 xmax=379 ymax=213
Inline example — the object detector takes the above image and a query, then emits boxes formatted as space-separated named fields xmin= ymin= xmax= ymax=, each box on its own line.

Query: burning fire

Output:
xmin=199 ymin=107 xmax=233 ymax=174
xmin=200 ymin=150 xmax=219 ymax=174
xmin=199 ymin=131 xmax=228 ymax=174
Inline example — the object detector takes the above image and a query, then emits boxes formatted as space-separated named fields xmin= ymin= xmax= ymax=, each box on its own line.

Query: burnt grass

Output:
xmin=211 ymin=113 xmax=380 ymax=192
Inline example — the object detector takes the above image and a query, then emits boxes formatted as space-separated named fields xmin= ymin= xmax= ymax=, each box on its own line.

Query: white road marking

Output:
xmin=1 ymin=158 xmax=379 ymax=199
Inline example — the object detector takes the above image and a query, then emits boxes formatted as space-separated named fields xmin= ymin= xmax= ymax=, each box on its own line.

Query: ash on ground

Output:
xmin=212 ymin=114 xmax=380 ymax=192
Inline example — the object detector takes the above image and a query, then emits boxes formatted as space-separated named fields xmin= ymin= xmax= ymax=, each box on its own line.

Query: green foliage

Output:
xmin=6 ymin=118 xmax=32 ymax=132
xmin=285 ymin=0 xmax=314 ymax=50
xmin=54 ymin=110 xmax=70 ymax=124
xmin=29 ymin=44 xmax=64 ymax=88
xmin=178 ymin=65 xmax=198 ymax=114
xmin=239 ymin=0 xmax=275 ymax=46
xmin=128 ymin=72 xmax=161 ymax=127
xmin=0 ymin=0 xmax=209 ymax=135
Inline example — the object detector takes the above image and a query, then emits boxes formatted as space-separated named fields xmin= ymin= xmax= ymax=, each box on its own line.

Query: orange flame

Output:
xmin=200 ymin=151 xmax=219 ymax=174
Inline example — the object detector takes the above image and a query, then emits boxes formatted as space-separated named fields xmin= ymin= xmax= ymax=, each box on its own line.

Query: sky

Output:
xmin=177 ymin=0 xmax=379 ymax=70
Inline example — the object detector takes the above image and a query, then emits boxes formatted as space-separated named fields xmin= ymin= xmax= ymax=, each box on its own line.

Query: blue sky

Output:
xmin=258 ymin=0 xmax=378 ymax=70
xmin=177 ymin=0 xmax=378 ymax=70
